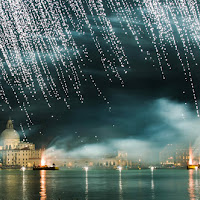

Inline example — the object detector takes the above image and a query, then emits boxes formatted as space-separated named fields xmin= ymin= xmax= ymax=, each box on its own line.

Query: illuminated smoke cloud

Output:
xmin=43 ymin=98 xmax=200 ymax=164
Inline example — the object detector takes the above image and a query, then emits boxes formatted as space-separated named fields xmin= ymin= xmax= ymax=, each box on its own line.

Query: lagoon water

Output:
xmin=0 ymin=169 xmax=198 ymax=200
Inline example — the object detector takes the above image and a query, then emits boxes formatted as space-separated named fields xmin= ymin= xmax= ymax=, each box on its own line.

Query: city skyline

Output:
xmin=0 ymin=1 xmax=200 ymax=199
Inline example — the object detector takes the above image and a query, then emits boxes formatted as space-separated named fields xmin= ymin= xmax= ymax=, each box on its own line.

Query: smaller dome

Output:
xmin=1 ymin=120 xmax=20 ymax=140
xmin=6 ymin=119 xmax=13 ymax=129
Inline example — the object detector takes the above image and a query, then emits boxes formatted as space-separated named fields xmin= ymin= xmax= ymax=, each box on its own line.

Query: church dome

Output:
xmin=1 ymin=120 xmax=20 ymax=140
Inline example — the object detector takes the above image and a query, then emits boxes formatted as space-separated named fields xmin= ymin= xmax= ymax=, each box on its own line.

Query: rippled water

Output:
xmin=0 ymin=169 xmax=199 ymax=200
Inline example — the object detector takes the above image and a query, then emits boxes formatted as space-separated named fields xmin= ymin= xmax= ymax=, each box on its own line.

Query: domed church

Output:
xmin=0 ymin=119 xmax=41 ymax=168
xmin=1 ymin=119 xmax=20 ymax=150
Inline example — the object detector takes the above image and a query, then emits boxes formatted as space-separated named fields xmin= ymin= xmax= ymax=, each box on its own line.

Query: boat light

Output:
xmin=21 ymin=166 xmax=26 ymax=171
xmin=118 ymin=166 xmax=122 ymax=172
xmin=84 ymin=166 xmax=88 ymax=172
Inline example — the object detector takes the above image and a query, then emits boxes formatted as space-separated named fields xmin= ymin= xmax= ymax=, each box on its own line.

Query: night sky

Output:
xmin=0 ymin=0 xmax=200 ymax=152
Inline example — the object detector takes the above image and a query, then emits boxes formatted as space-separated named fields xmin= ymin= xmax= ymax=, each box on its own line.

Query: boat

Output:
xmin=187 ymin=165 xmax=199 ymax=170
xmin=33 ymin=163 xmax=59 ymax=170
xmin=33 ymin=166 xmax=59 ymax=170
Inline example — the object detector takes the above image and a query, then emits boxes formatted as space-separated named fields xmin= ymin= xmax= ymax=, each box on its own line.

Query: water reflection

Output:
xmin=40 ymin=170 xmax=47 ymax=200
xmin=151 ymin=169 xmax=155 ymax=200
xmin=3 ymin=172 xmax=20 ymax=200
xmin=85 ymin=170 xmax=88 ymax=200
xmin=22 ymin=170 xmax=26 ymax=200
xmin=119 ymin=171 xmax=123 ymax=200
xmin=188 ymin=170 xmax=200 ymax=200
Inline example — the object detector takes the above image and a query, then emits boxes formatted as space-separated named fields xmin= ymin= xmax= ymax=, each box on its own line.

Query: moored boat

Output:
xmin=187 ymin=165 xmax=199 ymax=170
xmin=33 ymin=163 xmax=59 ymax=170
xmin=33 ymin=166 xmax=59 ymax=170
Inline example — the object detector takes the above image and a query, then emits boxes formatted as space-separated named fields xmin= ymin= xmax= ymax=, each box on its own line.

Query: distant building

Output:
xmin=174 ymin=145 xmax=189 ymax=167
xmin=52 ymin=150 xmax=132 ymax=169
xmin=159 ymin=144 xmax=193 ymax=167
xmin=0 ymin=119 xmax=41 ymax=168
xmin=159 ymin=144 xmax=175 ymax=166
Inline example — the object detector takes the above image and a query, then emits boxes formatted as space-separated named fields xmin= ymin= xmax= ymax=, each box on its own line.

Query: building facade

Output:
xmin=0 ymin=120 xmax=41 ymax=168
xmin=159 ymin=144 xmax=192 ymax=167
xmin=46 ymin=150 xmax=133 ymax=169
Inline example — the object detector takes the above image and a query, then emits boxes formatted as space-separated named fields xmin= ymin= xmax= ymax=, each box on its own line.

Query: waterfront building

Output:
xmin=159 ymin=144 xmax=195 ymax=167
xmin=50 ymin=150 xmax=132 ymax=169
xmin=159 ymin=144 xmax=175 ymax=166
xmin=174 ymin=145 xmax=190 ymax=167
xmin=0 ymin=119 xmax=41 ymax=168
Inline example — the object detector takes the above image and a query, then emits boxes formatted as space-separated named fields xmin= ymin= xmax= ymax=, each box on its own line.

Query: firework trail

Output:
xmin=0 ymin=0 xmax=199 ymax=131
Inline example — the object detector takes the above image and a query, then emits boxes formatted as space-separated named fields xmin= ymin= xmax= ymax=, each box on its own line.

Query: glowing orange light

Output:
xmin=189 ymin=146 xmax=193 ymax=165
xmin=41 ymin=158 xmax=46 ymax=166
xmin=40 ymin=170 xmax=46 ymax=200
xmin=40 ymin=150 xmax=46 ymax=166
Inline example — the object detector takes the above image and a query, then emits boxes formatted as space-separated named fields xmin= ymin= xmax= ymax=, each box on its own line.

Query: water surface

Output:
xmin=0 ymin=169 xmax=198 ymax=200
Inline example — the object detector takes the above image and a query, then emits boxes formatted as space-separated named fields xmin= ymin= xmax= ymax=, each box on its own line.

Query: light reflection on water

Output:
xmin=119 ymin=170 xmax=123 ymax=200
xmin=40 ymin=170 xmax=46 ymax=200
xmin=22 ymin=170 xmax=26 ymax=200
xmin=85 ymin=170 xmax=88 ymax=200
xmin=151 ymin=169 xmax=155 ymax=200
xmin=188 ymin=170 xmax=195 ymax=200
xmin=1 ymin=169 xmax=200 ymax=199
xmin=188 ymin=169 xmax=200 ymax=200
